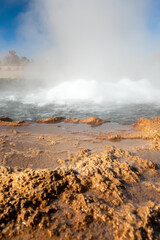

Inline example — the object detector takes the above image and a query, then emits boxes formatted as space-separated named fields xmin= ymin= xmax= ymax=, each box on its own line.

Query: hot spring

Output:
xmin=0 ymin=78 xmax=160 ymax=123
xmin=1 ymin=0 xmax=160 ymax=123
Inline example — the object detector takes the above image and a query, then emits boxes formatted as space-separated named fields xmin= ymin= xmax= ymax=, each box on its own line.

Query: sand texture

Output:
xmin=0 ymin=117 xmax=160 ymax=239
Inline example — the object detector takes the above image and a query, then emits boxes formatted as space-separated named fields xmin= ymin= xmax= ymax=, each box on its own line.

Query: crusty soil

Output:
xmin=0 ymin=120 xmax=160 ymax=239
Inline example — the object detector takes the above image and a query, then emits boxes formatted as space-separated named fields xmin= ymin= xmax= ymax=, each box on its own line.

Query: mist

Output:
xmin=3 ymin=0 xmax=160 ymax=106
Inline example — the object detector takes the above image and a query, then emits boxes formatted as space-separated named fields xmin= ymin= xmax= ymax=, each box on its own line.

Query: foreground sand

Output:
xmin=0 ymin=117 xmax=160 ymax=239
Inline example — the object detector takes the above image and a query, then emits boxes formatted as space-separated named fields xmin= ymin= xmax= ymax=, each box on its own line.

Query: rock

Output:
xmin=36 ymin=116 xmax=109 ymax=126
xmin=64 ymin=118 xmax=80 ymax=124
xmin=64 ymin=116 xmax=110 ymax=126
xmin=0 ymin=120 xmax=27 ymax=126
xmin=79 ymin=116 xmax=109 ymax=126
xmin=36 ymin=116 xmax=65 ymax=124
xmin=0 ymin=116 xmax=13 ymax=122
xmin=133 ymin=116 xmax=160 ymax=132
xmin=108 ymin=134 xmax=123 ymax=141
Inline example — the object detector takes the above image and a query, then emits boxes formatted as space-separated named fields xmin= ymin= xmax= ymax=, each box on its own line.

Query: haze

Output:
xmin=2 ymin=0 xmax=160 ymax=104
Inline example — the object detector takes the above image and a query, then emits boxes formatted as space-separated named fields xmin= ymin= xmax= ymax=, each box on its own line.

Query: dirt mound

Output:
xmin=63 ymin=118 xmax=80 ymax=123
xmin=0 ymin=116 xmax=13 ymax=122
xmin=0 ymin=119 xmax=27 ymax=126
xmin=0 ymin=147 xmax=159 ymax=239
xmin=107 ymin=134 xmax=123 ymax=142
xmin=64 ymin=116 xmax=110 ymax=126
xmin=36 ymin=117 xmax=65 ymax=124
xmin=133 ymin=116 xmax=160 ymax=133
xmin=36 ymin=116 xmax=109 ymax=126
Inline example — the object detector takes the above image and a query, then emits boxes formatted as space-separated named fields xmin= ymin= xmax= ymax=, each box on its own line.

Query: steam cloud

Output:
xmin=11 ymin=0 xmax=160 ymax=104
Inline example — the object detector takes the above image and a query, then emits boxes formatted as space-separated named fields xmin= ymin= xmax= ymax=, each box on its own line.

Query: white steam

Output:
xmin=16 ymin=0 xmax=160 ymax=105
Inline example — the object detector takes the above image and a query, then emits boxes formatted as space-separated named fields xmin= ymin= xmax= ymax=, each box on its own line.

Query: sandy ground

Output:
xmin=0 ymin=118 xmax=160 ymax=239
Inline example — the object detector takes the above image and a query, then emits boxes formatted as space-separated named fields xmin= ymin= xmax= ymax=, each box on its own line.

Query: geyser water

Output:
xmin=1 ymin=0 xmax=160 ymax=122
xmin=1 ymin=77 xmax=160 ymax=123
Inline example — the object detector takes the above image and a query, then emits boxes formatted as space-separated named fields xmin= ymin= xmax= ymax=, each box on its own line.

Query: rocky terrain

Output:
xmin=0 ymin=116 xmax=160 ymax=239
xmin=36 ymin=116 xmax=109 ymax=126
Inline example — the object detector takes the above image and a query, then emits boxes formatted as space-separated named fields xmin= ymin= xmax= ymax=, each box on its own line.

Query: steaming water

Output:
xmin=0 ymin=78 xmax=160 ymax=123
xmin=1 ymin=0 xmax=160 ymax=124
xmin=1 ymin=100 xmax=160 ymax=124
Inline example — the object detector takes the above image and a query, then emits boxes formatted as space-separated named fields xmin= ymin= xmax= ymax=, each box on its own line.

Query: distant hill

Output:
xmin=0 ymin=51 xmax=30 ymax=79
xmin=0 ymin=51 xmax=30 ymax=66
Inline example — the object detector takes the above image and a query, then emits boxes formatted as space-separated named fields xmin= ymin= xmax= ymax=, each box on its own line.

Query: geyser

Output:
xmin=20 ymin=0 xmax=160 ymax=81
xmin=1 ymin=0 xmax=160 ymax=122
xmin=17 ymin=0 xmax=160 ymax=104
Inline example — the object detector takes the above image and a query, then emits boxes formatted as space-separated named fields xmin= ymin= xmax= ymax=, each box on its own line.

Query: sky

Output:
xmin=0 ymin=0 xmax=29 ymax=55
xmin=0 ymin=0 xmax=160 ymax=58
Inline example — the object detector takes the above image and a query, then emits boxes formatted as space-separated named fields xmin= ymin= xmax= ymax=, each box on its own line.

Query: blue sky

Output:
xmin=148 ymin=1 xmax=160 ymax=32
xmin=0 ymin=0 xmax=29 ymax=54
